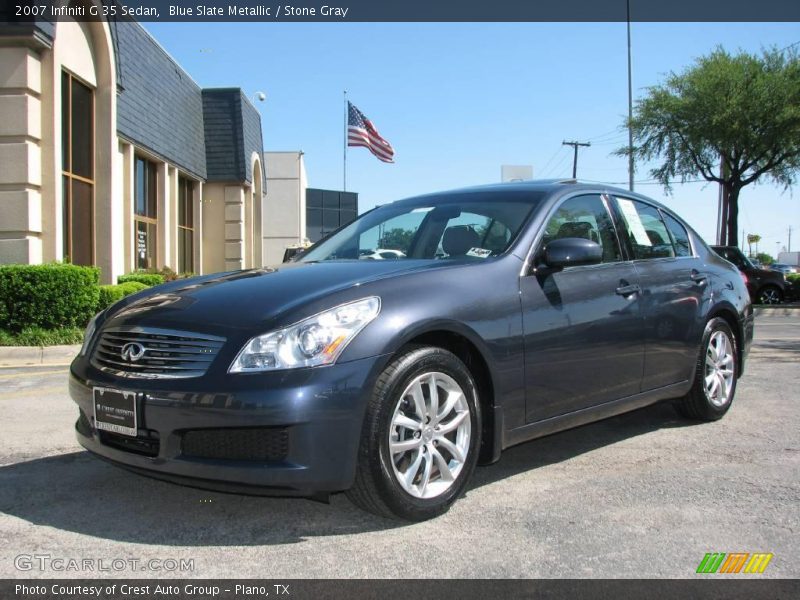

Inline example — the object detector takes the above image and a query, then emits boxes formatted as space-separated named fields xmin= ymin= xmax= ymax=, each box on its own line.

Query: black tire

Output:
xmin=757 ymin=285 xmax=783 ymax=305
xmin=674 ymin=318 xmax=738 ymax=421
xmin=347 ymin=345 xmax=481 ymax=521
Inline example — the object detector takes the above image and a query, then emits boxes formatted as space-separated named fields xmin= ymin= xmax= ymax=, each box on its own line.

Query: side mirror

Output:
xmin=543 ymin=237 xmax=603 ymax=269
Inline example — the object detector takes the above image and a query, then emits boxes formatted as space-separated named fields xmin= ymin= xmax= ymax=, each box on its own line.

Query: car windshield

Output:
xmin=299 ymin=192 xmax=543 ymax=262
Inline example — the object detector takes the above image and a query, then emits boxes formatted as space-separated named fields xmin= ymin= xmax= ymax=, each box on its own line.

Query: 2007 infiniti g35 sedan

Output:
xmin=70 ymin=180 xmax=754 ymax=520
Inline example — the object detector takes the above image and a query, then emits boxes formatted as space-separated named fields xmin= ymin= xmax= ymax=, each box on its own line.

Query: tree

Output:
xmin=754 ymin=252 xmax=774 ymax=266
xmin=747 ymin=233 xmax=761 ymax=257
xmin=378 ymin=228 xmax=414 ymax=252
xmin=620 ymin=47 xmax=800 ymax=247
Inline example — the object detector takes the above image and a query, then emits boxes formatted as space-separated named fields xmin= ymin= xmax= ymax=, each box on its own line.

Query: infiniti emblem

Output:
xmin=120 ymin=342 xmax=146 ymax=362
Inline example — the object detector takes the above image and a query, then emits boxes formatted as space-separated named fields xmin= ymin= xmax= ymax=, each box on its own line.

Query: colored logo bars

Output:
xmin=696 ymin=552 xmax=773 ymax=574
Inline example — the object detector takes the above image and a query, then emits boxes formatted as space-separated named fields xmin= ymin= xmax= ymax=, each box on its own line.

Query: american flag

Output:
xmin=347 ymin=101 xmax=395 ymax=163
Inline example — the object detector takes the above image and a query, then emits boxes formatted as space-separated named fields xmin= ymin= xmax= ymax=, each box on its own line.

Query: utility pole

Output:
xmin=562 ymin=140 xmax=591 ymax=178
xmin=626 ymin=0 xmax=635 ymax=191
xmin=789 ymin=226 xmax=793 ymax=252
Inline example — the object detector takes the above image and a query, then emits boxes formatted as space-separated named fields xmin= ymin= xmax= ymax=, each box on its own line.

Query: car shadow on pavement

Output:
xmin=0 ymin=401 xmax=696 ymax=546
xmin=749 ymin=339 xmax=800 ymax=361
xmin=0 ymin=451 xmax=396 ymax=545
xmin=469 ymin=401 xmax=694 ymax=489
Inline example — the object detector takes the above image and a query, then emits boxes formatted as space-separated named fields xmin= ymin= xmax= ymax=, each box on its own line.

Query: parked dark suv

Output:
xmin=710 ymin=245 xmax=787 ymax=304
xmin=71 ymin=181 xmax=754 ymax=520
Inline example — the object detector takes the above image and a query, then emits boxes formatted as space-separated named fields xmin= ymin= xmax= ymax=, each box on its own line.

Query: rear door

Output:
xmin=520 ymin=193 xmax=645 ymax=422
xmin=611 ymin=196 xmax=709 ymax=390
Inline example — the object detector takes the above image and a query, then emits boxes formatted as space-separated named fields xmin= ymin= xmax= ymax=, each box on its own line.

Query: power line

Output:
xmin=538 ymin=145 xmax=567 ymax=178
xmin=586 ymin=127 xmax=625 ymax=142
xmin=540 ymin=146 xmax=570 ymax=178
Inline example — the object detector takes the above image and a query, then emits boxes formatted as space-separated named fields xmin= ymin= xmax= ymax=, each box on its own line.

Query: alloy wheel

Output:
xmin=704 ymin=330 xmax=735 ymax=407
xmin=388 ymin=371 xmax=471 ymax=499
xmin=759 ymin=287 xmax=781 ymax=305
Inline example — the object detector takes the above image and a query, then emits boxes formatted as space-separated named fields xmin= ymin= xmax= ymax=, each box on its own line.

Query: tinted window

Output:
xmin=542 ymin=194 xmax=621 ymax=263
xmin=662 ymin=212 xmax=692 ymax=257
xmin=716 ymin=247 xmax=748 ymax=269
xmin=615 ymin=198 xmax=675 ymax=259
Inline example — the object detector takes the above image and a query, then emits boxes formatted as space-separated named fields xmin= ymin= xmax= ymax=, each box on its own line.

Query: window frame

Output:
xmin=610 ymin=195 xmax=697 ymax=262
xmin=61 ymin=69 xmax=95 ymax=266
xmin=177 ymin=174 xmax=195 ymax=274
xmin=133 ymin=156 xmax=158 ymax=270
xmin=658 ymin=208 xmax=697 ymax=259
xmin=525 ymin=192 xmax=625 ymax=275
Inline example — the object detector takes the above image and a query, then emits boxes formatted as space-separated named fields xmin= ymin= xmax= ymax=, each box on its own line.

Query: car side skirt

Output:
xmin=502 ymin=380 xmax=690 ymax=450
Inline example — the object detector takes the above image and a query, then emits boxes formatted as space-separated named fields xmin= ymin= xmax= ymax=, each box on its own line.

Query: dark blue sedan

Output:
xmin=70 ymin=180 xmax=753 ymax=520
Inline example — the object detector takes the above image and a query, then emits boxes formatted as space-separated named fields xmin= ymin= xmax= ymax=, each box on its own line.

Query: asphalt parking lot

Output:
xmin=0 ymin=310 xmax=797 ymax=579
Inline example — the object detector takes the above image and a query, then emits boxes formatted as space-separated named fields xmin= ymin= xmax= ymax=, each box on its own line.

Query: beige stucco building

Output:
xmin=0 ymin=10 xmax=265 ymax=283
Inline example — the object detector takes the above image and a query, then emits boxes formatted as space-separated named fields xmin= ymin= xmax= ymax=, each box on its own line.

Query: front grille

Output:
xmin=99 ymin=429 xmax=160 ymax=457
xmin=181 ymin=427 xmax=289 ymax=462
xmin=91 ymin=327 xmax=225 ymax=379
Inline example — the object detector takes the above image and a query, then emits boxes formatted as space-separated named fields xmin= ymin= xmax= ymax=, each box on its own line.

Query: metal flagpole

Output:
xmin=343 ymin=90 xmax=348 ymax=191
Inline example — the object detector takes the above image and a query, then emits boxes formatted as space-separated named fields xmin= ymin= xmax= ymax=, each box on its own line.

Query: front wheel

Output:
xmin=674 ymin=318 xmax=738 ymax=421
xmin=347 ymin=346 xmax=481 ymax=520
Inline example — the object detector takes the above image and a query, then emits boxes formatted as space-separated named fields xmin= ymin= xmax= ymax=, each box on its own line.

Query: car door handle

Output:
xmin=690 ymin=269 xmax=708 ymax=284
xmin=615 ymin=282 xmax=641 ymax=297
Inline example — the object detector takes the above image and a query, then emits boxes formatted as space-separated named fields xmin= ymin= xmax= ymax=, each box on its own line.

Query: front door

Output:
xmin=521 ymin=194 xmax=645 ymax=423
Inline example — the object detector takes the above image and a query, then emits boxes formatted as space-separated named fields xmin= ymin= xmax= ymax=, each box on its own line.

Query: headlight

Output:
xmin=79 ymin=311 xmax=103 ymax=356
xmin=229 ymin=297 xmax=381 ymax=373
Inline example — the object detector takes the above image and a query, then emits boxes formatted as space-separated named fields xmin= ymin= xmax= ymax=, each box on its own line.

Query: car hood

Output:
xmin=104 ymin=260 xmax=447 ymax=333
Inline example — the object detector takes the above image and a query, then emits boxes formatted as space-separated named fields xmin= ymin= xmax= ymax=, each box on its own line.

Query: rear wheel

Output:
xmin=675 ymin=318 xmax=737 ymax=421
xmin=347 ymin=346 xmax=481 ymax=520
xmin=757 ymin=285 xmax=783 ymax=305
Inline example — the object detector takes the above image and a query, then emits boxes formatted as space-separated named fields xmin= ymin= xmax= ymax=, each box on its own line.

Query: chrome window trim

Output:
xmin=610 ymin=194 xmax=699 ymax=260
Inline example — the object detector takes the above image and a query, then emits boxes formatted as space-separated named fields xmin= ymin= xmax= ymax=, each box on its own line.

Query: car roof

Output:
xmin=392 ymin=179 xmax=677 ymax=213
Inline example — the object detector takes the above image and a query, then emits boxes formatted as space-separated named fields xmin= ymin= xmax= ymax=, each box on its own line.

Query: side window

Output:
xmin=661 ymin=212 xmax=692 ymax=257
xmin=615 ymin=198 xmax=675 ymax=260
xmin=541 ymin=194 xmax=621 ymax=263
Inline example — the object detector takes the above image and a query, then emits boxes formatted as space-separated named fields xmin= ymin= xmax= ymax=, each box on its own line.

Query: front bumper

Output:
xmin=69 ymin=353 xmax=389 ymax=496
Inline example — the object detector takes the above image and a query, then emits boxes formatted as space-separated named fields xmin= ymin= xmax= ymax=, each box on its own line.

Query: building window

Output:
xmin=178 ymin=176 xmax=194 ymax=273
xmin=305 ymin=189 xmax=358 ymax=243
xmin=134 ymin=157 xmax=157 ymax=270
xmin=61 ymin=71 xmax=94 ymax=265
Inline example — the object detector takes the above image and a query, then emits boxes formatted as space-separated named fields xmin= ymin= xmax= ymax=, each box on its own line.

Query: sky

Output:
xmin=144 ymin=21 xmax=800 ymax=258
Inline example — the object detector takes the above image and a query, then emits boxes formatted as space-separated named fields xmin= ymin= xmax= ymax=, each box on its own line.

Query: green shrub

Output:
xmin=97 ymin=281 xmax=149 ymax=311
xmin=154 ymin=266 xmax=195 ymax=282
xmin=0 ymin=263 xmax=100 ymax=333
xmin=117 ymin=272 xmax=165 ymax=287
xmin=0 ymin=326 xmax=84 ymax=346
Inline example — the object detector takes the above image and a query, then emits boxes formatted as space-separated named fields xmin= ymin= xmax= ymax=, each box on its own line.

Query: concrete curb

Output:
xmin=0 ymin=344 xmax=78 ymax=368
